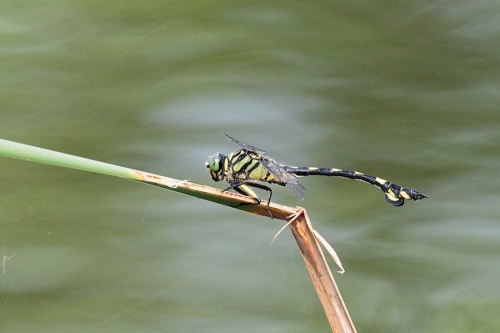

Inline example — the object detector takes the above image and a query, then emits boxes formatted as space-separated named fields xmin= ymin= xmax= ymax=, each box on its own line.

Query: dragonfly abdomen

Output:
xmin=287 ymin=166 xmax=369 ymax=179
xmin=284 ymin=166 xmax=428 ymax=206
xmin=284 ymin=166 xmax=375 ymax=181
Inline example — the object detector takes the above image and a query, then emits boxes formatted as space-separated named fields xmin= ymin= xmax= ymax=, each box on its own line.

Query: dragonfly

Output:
xmin=205 ymin=134 xmax=428 ymax=217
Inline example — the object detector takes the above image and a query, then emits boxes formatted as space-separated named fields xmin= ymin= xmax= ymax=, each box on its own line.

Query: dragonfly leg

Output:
xmin=242 ymin=182 xmax=274 ymax=218
xmin=224 ymin=181 xmax=273 ymax=218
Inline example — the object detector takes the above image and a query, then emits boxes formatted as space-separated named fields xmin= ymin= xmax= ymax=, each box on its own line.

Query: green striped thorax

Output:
xmin=205 ymin=153 xmax=226 ymax=182
xmin=206 ymin=149 xmax=284 ymax=185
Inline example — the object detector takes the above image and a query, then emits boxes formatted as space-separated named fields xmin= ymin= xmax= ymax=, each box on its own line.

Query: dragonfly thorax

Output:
xmin=205 ymin=153 xmax=226 ymax=182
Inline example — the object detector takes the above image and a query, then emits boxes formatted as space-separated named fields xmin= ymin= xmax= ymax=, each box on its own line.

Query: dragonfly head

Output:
xmin=205 ymin=153 xmax=226 ymax=182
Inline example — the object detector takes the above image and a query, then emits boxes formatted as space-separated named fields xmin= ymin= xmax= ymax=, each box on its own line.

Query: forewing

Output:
xmin=260 ymin=157 xmax=306 ymax=202
xmin=225 ymin=134 xmax=266 ymax=155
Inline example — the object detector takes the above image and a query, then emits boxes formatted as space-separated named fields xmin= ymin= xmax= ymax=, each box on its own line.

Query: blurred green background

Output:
xmin=1 ymin=1 xmax=499 ymax=332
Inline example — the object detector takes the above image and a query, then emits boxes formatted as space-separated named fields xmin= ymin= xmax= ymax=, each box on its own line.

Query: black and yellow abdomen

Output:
xmin=283 ymin=166 xmax=428 ymax=206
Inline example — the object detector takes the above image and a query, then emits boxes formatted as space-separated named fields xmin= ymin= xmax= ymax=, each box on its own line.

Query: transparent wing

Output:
xmin=225 ymin=134 xmax=266 ymax=155
xmin=260 ymin=157 xmax=306 ymax=202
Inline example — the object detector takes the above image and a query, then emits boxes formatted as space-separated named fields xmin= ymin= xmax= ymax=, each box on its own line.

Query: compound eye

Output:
xmin=207 ymin=154 xmax=221 ymax=172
